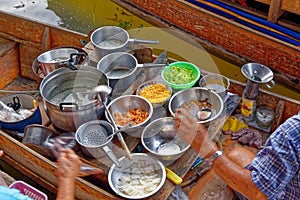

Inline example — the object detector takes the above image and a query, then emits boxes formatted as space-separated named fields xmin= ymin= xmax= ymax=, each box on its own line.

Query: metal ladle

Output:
xmin=90 ymin=85 xmax=133 ymax=160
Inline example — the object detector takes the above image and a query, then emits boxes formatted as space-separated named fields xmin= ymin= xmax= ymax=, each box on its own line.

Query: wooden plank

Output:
xmin=19 ymin=44 xmax=43 ymax=81
xmin=0 ymin=37 xmax=19 ymax=89
xmin=0 ymin=11 xmax=87 ymax=47
xmin=267 ymin=0 xmax=284 ymax=23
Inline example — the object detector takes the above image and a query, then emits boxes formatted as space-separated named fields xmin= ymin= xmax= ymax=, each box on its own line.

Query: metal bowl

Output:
xmin=105 ymin=95 xmax=153 ymax=138
xmin=136 ymin=80 xmax=172 ymax=107
xmin=168 ymin=87 xmax=224 ymax=125
xmin=141 ymin=117 xmax=190 ymax=165
xmin=199 ymin=73 xmax=230 ymax=100
xmin=108 ymin=153 xmax=166 ymax=199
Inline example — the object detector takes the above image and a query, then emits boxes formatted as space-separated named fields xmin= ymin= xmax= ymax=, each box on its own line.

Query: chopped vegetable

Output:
xmin=163 ymin=65 xmax=196 ymax=84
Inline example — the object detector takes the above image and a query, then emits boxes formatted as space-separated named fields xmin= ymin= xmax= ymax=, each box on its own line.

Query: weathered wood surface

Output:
xmin=0 ymin=10 xmax=88 ymax=81
xmin=0 ymin=37 xmax=19 ymax=89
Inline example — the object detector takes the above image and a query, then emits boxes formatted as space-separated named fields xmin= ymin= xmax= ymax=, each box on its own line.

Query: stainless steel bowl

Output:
xmin=199 ymin=73 xmax=230 ymax=100
xmin=141 ymin=117 xmax=190 ymax=165
xmin=168 ymin=87 xmax=224 ymax=125
xmin=105 ymin=95 xmax=153 ymax=138
xmin=108 ymin=153 xmax=166 ymax=199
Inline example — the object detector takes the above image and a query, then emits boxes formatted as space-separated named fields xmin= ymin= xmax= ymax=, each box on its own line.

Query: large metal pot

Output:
xmin=40 ymin=65 xmax=109 ymax=132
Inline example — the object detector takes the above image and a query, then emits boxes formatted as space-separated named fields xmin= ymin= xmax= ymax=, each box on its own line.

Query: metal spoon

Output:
xmin=90 ymin=85 xmax=133 ymax=160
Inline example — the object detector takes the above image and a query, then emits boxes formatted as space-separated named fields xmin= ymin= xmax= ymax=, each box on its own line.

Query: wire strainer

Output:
xmin=75 ymin=120 xmax=120 ymax=167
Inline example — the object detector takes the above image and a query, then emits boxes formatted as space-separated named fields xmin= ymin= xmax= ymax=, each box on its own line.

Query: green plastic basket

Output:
xmin=161 ymin=61 xmax=201 ymax=90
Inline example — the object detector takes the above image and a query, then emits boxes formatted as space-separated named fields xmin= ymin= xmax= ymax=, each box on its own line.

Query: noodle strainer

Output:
xmin=75 ymin=120 xmax=120 ymax=167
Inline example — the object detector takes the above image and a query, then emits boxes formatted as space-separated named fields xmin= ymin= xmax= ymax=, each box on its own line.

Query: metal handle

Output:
xmin=264 ymin=80 xmax=275 ymax=89
xmin=59 ymin=102 xmax=79 ymax=112
xmin=128 ymin=38 xmax=159 ymax=44
xmin=102 ymin=145 xmax=121 ymax=167
xmin=137 ymin=63 xmax=167 ymax=68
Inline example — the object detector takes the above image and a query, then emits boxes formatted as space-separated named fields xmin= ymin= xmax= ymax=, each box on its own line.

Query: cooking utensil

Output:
xmin=75 ymin=120 xmax=121 ymax=167
xmin=111 ymin=51 xmax=167 ymax=99
xmin=97 ymin=52 xmax=166 ymax=88
xmin=90 ymin=85 xmax=132 ymax=161
xmin=36 ymin=47 xmax=87 ymax=76
xmin=91 ymin=26 xmax=159 ymax=60
xmin=39 ymin=65 xmax=109 ymax=132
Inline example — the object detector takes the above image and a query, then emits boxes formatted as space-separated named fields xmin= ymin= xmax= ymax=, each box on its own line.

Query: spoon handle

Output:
xmin=118 ymin=134 xmax=133 ymax=160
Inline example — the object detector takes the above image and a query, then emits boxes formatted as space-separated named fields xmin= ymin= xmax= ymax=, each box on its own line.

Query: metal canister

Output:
xmin=255 ymin=106 xmax=275 ymax=129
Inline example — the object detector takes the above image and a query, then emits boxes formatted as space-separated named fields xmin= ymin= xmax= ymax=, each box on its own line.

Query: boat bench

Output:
xmin=0 ymin=37 xmax=19 ymax=89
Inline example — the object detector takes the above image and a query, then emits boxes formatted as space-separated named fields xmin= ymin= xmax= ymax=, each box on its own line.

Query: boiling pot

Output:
xmin=39 ymin=65 xmax=109 ymax=132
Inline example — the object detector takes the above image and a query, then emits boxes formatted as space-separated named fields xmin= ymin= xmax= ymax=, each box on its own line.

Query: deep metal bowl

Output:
xmin=141 ymin=117 xmax=190 ymax=165
xmin=105 ymin=95 xmax=153 ymax=138
xmin=169 ymin=87 xmax=224 ymax=125
xmin=108 ymin=153 xmax=166 ymax=199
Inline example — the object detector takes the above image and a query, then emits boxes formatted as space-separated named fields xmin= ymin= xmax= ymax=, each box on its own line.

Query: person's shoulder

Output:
xmin=0 ymin=186 xmax=32 ymax=200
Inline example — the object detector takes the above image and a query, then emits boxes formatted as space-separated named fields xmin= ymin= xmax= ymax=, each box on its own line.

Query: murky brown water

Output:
xmin=0 ymin=0 xmax=299 ymax=100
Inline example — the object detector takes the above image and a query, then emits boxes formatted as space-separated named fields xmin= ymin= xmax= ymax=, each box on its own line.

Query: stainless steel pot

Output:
xmin=39 ymin=65 xmax=109 ymax=132
xmin=97 ymin=52 xmax=166 ymax=88
xmin=91 ymin=26 xmax=158 ymax=61
xmin=36 ymin=47 xmax=87 ymax=76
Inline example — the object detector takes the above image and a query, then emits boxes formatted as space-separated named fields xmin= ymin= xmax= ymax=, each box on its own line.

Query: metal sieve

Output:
xmin=75 ymin=120 xmax=120 ymax=167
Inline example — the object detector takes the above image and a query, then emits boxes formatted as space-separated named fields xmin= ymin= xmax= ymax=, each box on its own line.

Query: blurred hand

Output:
xmin=175 ymin=108 xmax=217 ymax=157
xmin=56 ymin=148 xmax=82 ymax=180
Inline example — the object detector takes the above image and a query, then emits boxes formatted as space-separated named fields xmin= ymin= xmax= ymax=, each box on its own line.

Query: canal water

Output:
xmin=0 ymin=0 xmax=299 ymax=101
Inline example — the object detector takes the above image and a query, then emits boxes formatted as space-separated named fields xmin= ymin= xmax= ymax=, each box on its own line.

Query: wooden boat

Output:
xmin=0 ymin=10 xmax=300 ymax=200
xmin=112 ymin=0 xmax=300 ymax=92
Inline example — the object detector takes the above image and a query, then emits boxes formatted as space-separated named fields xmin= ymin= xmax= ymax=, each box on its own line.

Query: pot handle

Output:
xmin=59 ymin=102 xmax=79 ymax=112
xmin=264 ymin=80 xmax=275 ymax=89
xmin=102 ymin=145 xmax=121 ymax=167
xmin=128 ymin=38 xmax=159 ymax=44
xmin=69 ymin=52 xmax=87 ymax=65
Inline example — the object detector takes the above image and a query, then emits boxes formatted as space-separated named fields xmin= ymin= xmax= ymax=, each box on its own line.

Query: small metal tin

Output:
xmin=255 ymin=106 xmax=275 ymax=129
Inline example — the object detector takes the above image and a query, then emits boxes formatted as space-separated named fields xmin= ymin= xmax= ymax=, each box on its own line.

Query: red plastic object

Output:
xmin=9 ymin=181 xmax=48 ymax=200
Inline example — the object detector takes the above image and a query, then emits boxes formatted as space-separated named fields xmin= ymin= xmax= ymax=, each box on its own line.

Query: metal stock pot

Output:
xmin=40 ymin=65 xmax=109 ymax=132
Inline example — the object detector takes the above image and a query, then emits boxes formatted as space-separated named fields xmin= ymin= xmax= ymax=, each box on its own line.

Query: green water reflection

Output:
xmin=0 ymin=0 xmax=298 ymax=100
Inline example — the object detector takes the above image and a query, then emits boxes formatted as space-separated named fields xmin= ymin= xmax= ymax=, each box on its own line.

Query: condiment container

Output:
xmin=255 ymin=106 xmax=274 ymax=129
